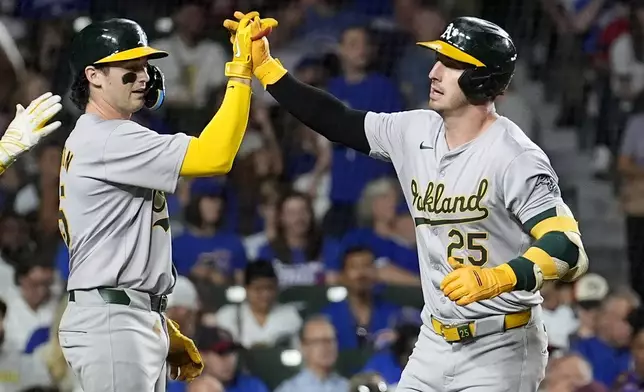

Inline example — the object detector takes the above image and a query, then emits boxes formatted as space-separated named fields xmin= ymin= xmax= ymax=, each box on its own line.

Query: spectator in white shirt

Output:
xmin=0 ymin=298 xmax=53 ymax=392
xmin=151 ymin=1 xmax=227 ymax=109
xmin=215 ymin=260 xmax=302 ymax=348
xmin=541 ymin=281 xmax=579 ymax=353
xmin=3 ymin=257 xmax=57 ymax=352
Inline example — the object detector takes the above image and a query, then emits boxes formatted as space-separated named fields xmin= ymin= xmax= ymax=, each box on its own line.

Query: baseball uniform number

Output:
xmin=446 ymin=229 xmax=488 ymax=266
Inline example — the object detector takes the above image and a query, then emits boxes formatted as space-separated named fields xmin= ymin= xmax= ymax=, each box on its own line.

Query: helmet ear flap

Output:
xmin=458 ymin=68 xmax=494 ymax=103
xmin=458 ymin=67 xmax=514 ymax=103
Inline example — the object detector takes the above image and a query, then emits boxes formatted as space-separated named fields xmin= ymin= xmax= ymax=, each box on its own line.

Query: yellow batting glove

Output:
xmin=224 ymin=13 xmax=257 ymax=79
xmin=166 ymin=318 xmax=203 ymax=382
xmin=440 ymin=257 xmax=517 ymax=306
xmin=223 ymin=11 xmax=287 ymax=88
xmin=0 ymin=92 xmax=62 ymax=173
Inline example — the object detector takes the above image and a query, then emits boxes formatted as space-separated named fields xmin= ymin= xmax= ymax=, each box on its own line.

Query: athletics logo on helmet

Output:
xmin=417 ymin=17 xmax=517 ymax=102
xmin=69 ymin=18 xmax=168 ymax=75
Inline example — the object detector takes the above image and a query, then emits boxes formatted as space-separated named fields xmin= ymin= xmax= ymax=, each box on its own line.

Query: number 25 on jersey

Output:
xmin=446 ymin=228 xmax=488 ymax=266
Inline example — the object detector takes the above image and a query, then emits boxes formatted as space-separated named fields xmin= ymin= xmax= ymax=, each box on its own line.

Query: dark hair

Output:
xmin=184 ymin=193 xmax=226 ymax=230
xmin=340 ymin=246 xmax=374 ymax=270
xmin=340 ymin=24 xmax=372 ymax=44
xmin=629 ymin=307 xmax=644 ymax=335
xmin=70 ymin=65 xmax=109 ymax=111
xmin=14 ymin=251 xmax=54 ymax=285
xmin=0 ymin=298 xmax=6 ymax=318
xmin=631 ymin=3 xmax=644 ymax=62
xmin=269 ymin=191 xmax=322 ymax=264
xmin=244 ymin=260 xmax=277 ymax=286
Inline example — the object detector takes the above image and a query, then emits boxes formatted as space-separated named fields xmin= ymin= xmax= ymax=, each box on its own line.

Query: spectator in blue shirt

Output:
xmin=362 ymin=323 xmax=420 ymax=388
xmin=322 ymin=246 xmax=402 ymax=350
xmin=327 ymin=178 xmax=419 ymax=286
xmin=197 ymin=326 xmax=269 ymax=392
xmin=613 ymin=307 xmax=644 ymax=391
xmin=323 ymin=24 xmax=402 ymax=238
xmin=275 ymin=315 xmax=349 ymax=392
xmin=572 ymin=288 xmax=641 ymax=388
xmin=258 ymin=191 xmax=336 ymax=287
xmin=172 ymin=178 xmax=248 ymax=285
xmin=395 ymin=5 xmax=444 ymax=108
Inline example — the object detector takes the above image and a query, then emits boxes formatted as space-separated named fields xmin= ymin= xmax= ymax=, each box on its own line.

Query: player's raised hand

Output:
xmin=440 ymin=257 xmax=517 ymax=306
xmin=223 ymin=13 xmax=263 ymax=80
xmin=223 ymin=11 xmax=287 ymax=88
xmin=0 ymin=92 xmax=63 ymax=170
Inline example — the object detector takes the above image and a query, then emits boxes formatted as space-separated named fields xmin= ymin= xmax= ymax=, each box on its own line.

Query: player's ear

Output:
xmin=85 ymin=66 xmax=104 ymax=88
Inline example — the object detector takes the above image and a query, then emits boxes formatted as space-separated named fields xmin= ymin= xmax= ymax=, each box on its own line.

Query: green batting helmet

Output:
xmin=417 ymin=17 xmax=517 ymax=102
xmin=69 ymin=18 xmax=168 ymax=75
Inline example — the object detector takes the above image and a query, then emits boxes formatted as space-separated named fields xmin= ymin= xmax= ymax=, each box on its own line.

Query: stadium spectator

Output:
xmin=613 ymin=307 xmax=644 ymax=391
xmin=394 ymin=4 xmax=444 ymax=108
xmin=215 ymin=260 xmax=302 ymax=348
xmin=197 ymin=326 xmax=269 ymax=392
xmin=166 ymin=275 xmax=200 ymax=338
xmin=3 ymin=256 xmax=57 ymax=352
xmin=361 ymin=322 xmax=420 ymax=388
xmin=570 ymin=273 xmax=610 ymax=344
xmin=329 ymin=178 xmax=419 ymax=286
xmin=257 ymin=191 xmax=335 ymax=287
xmin=541 ymin=282 xmax=579 ymax=352
xmin=322 ymin=24 xmax=401 ymax=238
xmin=540 ymin=353 xmax=607 ymax=392
xmin=172 ymin=178 xmax=248 ymax=286
xmin=243 ymin=177 xmax=283 ymax=260
xmin=617 ymin=96 xmax=644 ymax=300
xmin=186 ymin=375 xmax=225 ymax=392
xmin=0 ymin=298 xmax=53 ymax=392
xmin=13 ymin=140 xmax=63 ymax=241
xmin=275 ymin=315 xmax=349 ymax=392
xmin=0 ymin=213 xmax=33 ymax=299
xmin=322 ymin=246 xmax=401 ymax=350
xmin=571 ymin=288 xmax=641 ymax=387
xmin=150 ymin=0 xmax=227 ymax=110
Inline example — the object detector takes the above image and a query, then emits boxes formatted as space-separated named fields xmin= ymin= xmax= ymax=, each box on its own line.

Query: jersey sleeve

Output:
xmin=364 ymin=111 xmax=409 ymax=163
xmin=101 ymin=122 xmax=191 ymax=193
xmin=502 ymin=149 xmax=564 ymax=226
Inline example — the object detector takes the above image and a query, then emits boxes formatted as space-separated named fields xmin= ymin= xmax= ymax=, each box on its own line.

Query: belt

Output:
xmin=68 ymin=288 xmax=168 ymax=313
xmin=431 ymin=309 xmax=532 ymax=343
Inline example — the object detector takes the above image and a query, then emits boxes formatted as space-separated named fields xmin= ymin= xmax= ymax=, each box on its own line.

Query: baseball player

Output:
xmin=0 ymin=92 xmax=63 ymax=175
xmin=57 ymin=15 xmax=274 ymax=392
xmin=225 ymin=13 xmax=589 ymax=392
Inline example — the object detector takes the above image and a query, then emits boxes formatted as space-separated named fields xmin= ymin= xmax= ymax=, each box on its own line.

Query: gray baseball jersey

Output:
xmin=365 ymin=109 xmax=567 ymax=323
xmin=59 ymin=113 xmax=190 ymax=296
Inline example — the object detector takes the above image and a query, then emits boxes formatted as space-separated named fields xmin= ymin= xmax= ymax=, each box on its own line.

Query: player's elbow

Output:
xmin=559 ymin=231 xmax=589 ymax=282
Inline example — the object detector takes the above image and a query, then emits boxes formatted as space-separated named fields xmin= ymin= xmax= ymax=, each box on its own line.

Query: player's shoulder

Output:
xmin=493 ymin=116 xmax=550 ymax=163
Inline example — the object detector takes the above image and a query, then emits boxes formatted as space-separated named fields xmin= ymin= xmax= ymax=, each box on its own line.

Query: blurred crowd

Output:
xmin=0 ymin=0 xmax=641 ymax=391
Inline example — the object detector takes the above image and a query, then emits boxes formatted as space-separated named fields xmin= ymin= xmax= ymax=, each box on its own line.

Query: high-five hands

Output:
xmin=223 ymin=11 xmax=287 ymax=87
xmin=223 ymin=12 xmax=274 ymax=80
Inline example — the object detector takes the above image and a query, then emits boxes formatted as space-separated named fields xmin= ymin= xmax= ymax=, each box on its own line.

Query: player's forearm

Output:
xmin=180 ymin=79 xmax=251 ymax=176
xmin=266 ymin=73 xmax=371 ymax=154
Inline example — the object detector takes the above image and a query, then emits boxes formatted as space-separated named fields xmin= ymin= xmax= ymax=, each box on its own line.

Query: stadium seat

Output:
xmin=335 ymin=348 xmax=374 ymax=378
xmin=239 ymin=348 xmax=301 ymax=390
xmin=278 ymin=285 xmax=332 ymax=318
xmin=381 ymin=285 xmax=424 ymax=309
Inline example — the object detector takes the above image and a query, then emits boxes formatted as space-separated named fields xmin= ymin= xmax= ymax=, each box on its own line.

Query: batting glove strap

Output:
xmin=225 ymin=61 xmax=252 ymax=79
xmin=254 ymin=58 xmax=287 ymax=88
